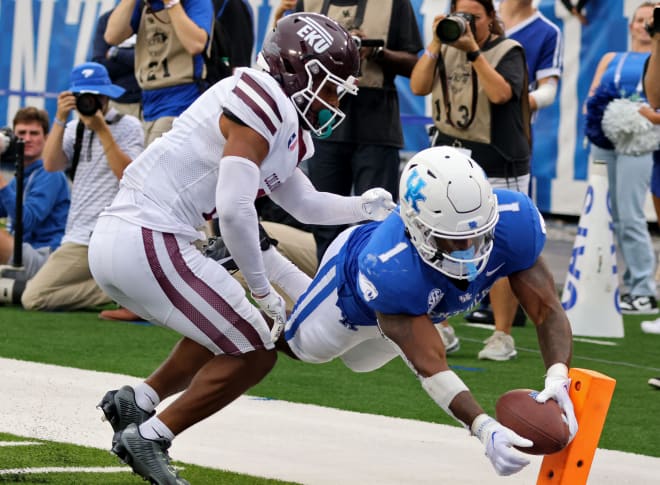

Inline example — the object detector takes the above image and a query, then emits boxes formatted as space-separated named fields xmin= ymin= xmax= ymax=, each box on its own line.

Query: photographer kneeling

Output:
xmin=21 ymin=62 xmax=144 ymax=311
xmin=0 ymin=107 xmax=70 ymax=290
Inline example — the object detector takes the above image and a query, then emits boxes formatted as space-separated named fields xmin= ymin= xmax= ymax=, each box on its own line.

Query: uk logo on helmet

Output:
xmin=296 ymin=16 xmax=333 ymax=53
xmin=404 ymin=168 xmax=427 ymax=212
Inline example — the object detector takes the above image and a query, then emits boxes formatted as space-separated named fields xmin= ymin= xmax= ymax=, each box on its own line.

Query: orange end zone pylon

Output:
xmin=536 ymin=368 xmax=616 ymax=485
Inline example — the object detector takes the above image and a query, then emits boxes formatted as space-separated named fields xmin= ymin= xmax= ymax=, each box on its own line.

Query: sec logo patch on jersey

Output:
xmin=358 ymin=271 xmax=379 ymax=302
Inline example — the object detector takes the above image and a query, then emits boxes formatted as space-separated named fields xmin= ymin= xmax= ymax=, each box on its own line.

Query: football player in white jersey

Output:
xmin=246 ymin=146 xmax=578 ymax=476
xmin=88 ymin=12 xmax=395 ymax=484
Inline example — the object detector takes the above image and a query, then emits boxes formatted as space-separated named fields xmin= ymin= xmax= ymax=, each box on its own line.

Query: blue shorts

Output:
xmin=652 ymin=151 xmax=660 ymax=198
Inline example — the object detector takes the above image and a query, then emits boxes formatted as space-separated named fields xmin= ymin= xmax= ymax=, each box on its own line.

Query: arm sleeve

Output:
xmin=268 ymin=168 xmax=365 ymax=225
xmin=216 ymin=156 xmax=270 ymax=296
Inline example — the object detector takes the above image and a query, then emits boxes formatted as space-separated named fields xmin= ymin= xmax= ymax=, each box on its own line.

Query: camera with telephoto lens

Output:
xmin=75 ymin=93 xmax=102 ymax=116
xmin=436 ymin=12 xmax=476 ymax=43
xmin=0 ymin=127 xmax=19 ymax=164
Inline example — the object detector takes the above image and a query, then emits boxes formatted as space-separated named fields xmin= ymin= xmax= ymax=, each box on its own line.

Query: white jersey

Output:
xmin=102 ymin=67 xmax=314 ymax=240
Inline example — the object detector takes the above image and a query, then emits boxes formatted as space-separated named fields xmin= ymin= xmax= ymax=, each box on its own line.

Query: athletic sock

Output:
xmin=139 ymin=416 xmax=175 ymax=442
xmin=134 ymin=382 xmax=160 ymax=413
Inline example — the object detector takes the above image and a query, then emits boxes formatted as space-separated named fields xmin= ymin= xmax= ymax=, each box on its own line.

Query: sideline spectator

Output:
xmin=90 ymin=14 xmax=394 ymax=484
xmin=91 ymin=8 xmax=142 ymax=120
xmin=105 ymin=0 xmax=213 ymax=146
xmin=0 ymin=107 xmax=69 ymax=279
xmin=410 ymin=0 xmax=531 ymax=361
xmin=585 ymin=2 xmax=660 ymax=316
xmin=474 ymin=0 xmax=563 ymax=360
xmin=21 ymin=62 xmax=143 ymax=311
xmin=290 ymin=0 xmax=423 ymax=261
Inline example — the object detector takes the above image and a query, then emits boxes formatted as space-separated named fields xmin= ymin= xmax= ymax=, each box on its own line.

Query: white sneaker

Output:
xmin=641 ymin=318 xmax=660 ymax=334
xmin=438 ymin=324 xmax=460 ymax=354
xmin=649 ymin=377 xmax=660 ymax=389
xmin=478 ymin=331 xmax=517 ymax=361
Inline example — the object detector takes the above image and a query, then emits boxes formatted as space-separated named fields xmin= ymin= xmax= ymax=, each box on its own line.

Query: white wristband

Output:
xmin=421 ymin=370 xmax=469 ymax=424
xmin=164 ymin=0 xmax=180 ymax=8
xmin=529 ymin=79 xmax=558 ymax=110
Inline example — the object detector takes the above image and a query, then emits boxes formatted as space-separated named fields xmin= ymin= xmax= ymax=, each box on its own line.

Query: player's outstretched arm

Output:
xmin=377 ymin=312 xmax=532 ymax=475
xmin=509 ymin=256 xmax=578 ymax=441
xmin=509 ymin=255 xmax=573 ymax=369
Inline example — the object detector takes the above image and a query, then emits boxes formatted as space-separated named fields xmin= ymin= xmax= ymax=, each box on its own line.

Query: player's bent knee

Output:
xmin=20 ymin=285 xmax=48 ymax=310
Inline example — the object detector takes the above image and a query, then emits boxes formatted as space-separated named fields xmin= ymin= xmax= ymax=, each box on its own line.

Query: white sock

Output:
xmin=262 ymin=247 xmax=311 ymax=302
xmin=134 ymin=382 xmax=160 ymax=413
xmin=139 ymin=416 xmax=175 ymax=442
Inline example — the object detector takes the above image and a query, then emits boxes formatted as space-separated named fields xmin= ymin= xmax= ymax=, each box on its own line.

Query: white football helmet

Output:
xmin=399 ymin=146 xmax=499 ymax=280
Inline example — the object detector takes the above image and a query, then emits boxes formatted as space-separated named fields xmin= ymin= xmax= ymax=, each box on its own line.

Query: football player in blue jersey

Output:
xmin=252 ymin=146 xmax=578 ymax=476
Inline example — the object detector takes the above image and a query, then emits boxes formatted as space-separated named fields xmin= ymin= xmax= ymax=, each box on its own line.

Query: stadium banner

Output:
xmin=0 ymin=0 xmax=648 ymax=215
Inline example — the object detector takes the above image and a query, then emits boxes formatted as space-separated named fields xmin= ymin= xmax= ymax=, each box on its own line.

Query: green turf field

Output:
xmin=0 ymin=305 xmax=658 ymax=483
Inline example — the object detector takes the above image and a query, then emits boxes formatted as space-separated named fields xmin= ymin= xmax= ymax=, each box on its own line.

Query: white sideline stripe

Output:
xmin=463 ymin=322 xmax=496 ymax=330
xmin=573 ymin=337 xmax=619 ymax=346
xmin=0 ymin=441 xmax=42 ymax=447
xmin=0 ymin=357 xmax=659 ymax=485
xmin=0 ymin=466 xmax=130 ymax=475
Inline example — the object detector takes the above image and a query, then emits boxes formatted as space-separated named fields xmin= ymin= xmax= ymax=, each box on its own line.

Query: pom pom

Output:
xmin=601 ymin=98 xmax=660 ymax=155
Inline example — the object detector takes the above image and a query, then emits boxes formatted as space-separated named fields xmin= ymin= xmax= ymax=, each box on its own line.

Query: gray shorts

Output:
xmin=8 ymin=243 xmax=51 ymax=280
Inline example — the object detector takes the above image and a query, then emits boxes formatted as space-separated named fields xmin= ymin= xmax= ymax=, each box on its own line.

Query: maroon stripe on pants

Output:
xmin=142 ymin=229 xmax=261 ymax=355
xmin=161 ymin=233 xmax=264 ymax=347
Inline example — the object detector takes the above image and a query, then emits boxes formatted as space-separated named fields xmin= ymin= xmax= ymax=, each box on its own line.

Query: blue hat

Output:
xmin=69 ymin=62 xmax=125 ymax=99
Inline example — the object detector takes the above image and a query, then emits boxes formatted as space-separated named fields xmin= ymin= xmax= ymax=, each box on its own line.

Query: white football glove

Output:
xmin=252 ymin=288 xmax=287 ymax=342
xmin=471 ymin=414 xmax=533 ymax=476
xmin=359 ymin=188 xmax=396 ymax=221
xmin=535 ymin=363 xmax=578 ymax=443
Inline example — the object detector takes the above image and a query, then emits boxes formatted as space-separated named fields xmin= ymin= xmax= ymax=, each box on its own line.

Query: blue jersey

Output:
xmin=334 ymin=190 xmax=546 ymax=326
xmin=506 ymin=12 xmax=563 ymax=92
xmin=598 ymin=51 xmax=650 ymax=100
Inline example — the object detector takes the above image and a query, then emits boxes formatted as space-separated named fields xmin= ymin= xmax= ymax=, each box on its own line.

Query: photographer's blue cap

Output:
xmin=69 ymin=62 xmax=125 ymax=99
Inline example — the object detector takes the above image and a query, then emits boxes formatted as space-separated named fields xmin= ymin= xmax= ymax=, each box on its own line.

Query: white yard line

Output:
xmin=0 ymin=466 xmax=131 ymax=474
xmin=0 ymin=357 xmax=657 ymax=485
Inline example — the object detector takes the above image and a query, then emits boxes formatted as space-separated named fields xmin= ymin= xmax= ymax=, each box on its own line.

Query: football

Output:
xmin=495 ymin=389 xmax=570 ymax=455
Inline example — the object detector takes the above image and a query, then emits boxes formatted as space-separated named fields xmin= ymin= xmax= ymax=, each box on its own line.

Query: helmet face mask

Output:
xmin=290 ymin=59 xmax=358 ymax=137
xmin=399 ymin=146 xmax=499 ymax=280
xmin=257 ymin=13 xmax=360 ymax=137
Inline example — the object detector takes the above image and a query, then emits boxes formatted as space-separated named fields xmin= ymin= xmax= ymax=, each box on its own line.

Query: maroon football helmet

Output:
xmin=257 ymin=12 xmax=360 ymax=137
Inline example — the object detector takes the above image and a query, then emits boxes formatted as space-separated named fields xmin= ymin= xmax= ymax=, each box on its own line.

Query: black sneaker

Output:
xmin=648 ymin=377 xmax=660 ymax=389
xmin=203 ymin=223 xmax=278 ymax=272
xmin=619 ymin=294 xmax=659 ymax=315
xmin=112 ymin=423 xmax=189 ymax=485
xmin=98 ymin=386 xmax=154 ymax=445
